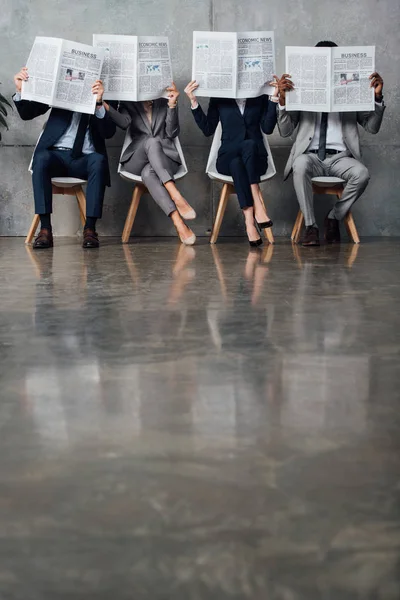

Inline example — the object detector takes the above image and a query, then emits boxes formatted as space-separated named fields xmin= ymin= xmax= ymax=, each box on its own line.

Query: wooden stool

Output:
xmin=210 ymin=183 xmax=274 ymax=245
xmin=291 ymin=176 xmax=360 ymax=244
xmin=121 ymin=183 xmax=147 ymax=244
xmin=25 ymin=177 xmax=87 ymax=244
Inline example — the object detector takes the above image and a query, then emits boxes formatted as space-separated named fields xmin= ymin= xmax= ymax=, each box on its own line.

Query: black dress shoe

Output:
xmin=249 ymin=237 xmax=263 ymax=248
xmin=302 ymin=226 xmax=320 ymax=247
xmin=256 ymin=220 xmax=273 ymax=229
xmin=324 ymin=213 xmax=341 ymax=243
xmin=82 ymin=228 xmax=99 ymax=248
xmin=33 ymin=228 xmax=53 ymax=249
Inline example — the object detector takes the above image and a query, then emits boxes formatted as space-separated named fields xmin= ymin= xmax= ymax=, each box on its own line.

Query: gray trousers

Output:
xmin=123 ymin=137 xmax=180 ymax=216
xmin=292 ymin=150 xmax=370 ymax=226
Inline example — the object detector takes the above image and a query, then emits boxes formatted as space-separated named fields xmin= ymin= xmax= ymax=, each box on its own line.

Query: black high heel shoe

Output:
xmin=256 ymin=219 xmax=273 ymax=229
xmin=249 ymin=237 xmax=263 ymax=248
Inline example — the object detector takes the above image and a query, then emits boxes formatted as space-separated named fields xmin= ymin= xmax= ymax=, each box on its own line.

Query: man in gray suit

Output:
xmin=99 ymin=82 xmax=196 ymax=245
xmin=275 ymin=41 xmax=385 ymax=246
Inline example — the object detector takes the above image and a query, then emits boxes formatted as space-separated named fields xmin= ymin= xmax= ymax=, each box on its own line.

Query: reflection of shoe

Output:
xmin=82 ymin=228 xmax=100 ymax=249
xmin=324 ymin=213 xmax=341 ymax=243
xmin=33 ymin=228 xmax=53 ymax=249
xmin=302 ymin=226 xmax=320 ymax=247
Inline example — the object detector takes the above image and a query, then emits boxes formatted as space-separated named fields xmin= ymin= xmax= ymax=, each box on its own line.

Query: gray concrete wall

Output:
xmin=0 ymin=0 xmax=399 ymax=237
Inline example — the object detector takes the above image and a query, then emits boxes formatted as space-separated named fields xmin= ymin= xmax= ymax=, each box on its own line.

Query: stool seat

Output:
xmin=311 ymin=176 xmax=345 ymax=187
xmin=51 ymin=177 xmax=87 ymax=188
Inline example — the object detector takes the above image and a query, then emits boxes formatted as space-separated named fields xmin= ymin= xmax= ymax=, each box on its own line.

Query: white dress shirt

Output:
xmin=308 ymin=112 xmax=346 ymax=152
xmin=14 ymin=92 xmax=105 ymax=154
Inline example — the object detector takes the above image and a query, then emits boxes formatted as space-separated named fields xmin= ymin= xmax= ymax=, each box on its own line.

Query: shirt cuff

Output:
xmin=278 ymin=104 xmax=286 ymax=111
xmin=191 ymin=102 xmax=199 ymax=110
xmin=375 ymin=101 xmax=383 ymax=106
xmin=95 ymin=105 xmax=106 ymax=118
xmin=14 ymin=92 xmax=22 ymax=102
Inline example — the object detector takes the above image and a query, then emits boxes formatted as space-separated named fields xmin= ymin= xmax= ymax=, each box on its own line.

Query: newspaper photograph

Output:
xmin=237 ymin=32 xmax=275 ymax=98
xmin=93 ymin=35 xmax=172 ymax=101
xmin=331 ymin=46 xmax=375 ymax=112
xmin=93 ymin=34 xmax=137 ymax=101
xmin=192 ymin=31 xmax=237 ymax=98
xmin=285 ymin=45 xmax=375 ymax=112
xmin=22 ymin=37 xmax=104 ymax=114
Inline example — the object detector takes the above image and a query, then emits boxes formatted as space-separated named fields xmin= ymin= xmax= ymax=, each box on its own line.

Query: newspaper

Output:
xmin=93 ymin=35 xmax=172 ymax=101
xmin=22 ymin=37 xmax=104 ymax=114
xmin=192 ymin=31 xmax=275 ymax=98
xmin=285 ymin=45 xmax=375 ymax=112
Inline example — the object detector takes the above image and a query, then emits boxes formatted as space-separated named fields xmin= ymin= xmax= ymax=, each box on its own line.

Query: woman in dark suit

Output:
xmin=99 ymin=82 xmax=196 ymax=245
xmin=185 ymin=80 xmax=278 ymax=246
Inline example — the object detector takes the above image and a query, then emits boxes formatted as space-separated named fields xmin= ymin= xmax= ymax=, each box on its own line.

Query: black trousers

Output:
xmin=32 ymin=149 xmax=107 ymax=217
xmin=216 ymin=139 xmax=268 ymax=208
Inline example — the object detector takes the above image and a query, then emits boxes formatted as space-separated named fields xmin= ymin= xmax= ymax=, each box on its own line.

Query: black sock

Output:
xmin=84 ymin=217 xmax=97 ymax=231
xmin=40 ymin=214 xmax=52 ymax=230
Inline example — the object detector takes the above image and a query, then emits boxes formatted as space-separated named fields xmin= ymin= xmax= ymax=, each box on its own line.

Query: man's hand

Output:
xmin=92 ymin=80 xmax=104 ymax=103
xmin=370 ymin=72 xmax=383 ymax=100
xmin=14 ymin=67 xmax=29 ymax=93
xmin=184 ymin=80 xmax=199 ymax=106
xmin=270 ymin=74 xmax=294 ymax=106
xmin=166 ymin=81 xmax=179 ymax=107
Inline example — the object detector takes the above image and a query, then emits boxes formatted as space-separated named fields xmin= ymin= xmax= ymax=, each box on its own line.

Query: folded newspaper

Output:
xmin=21 ymin=37 xmax=104 ymax=115
xmin=192 ymin=31 xmax=275 ymax=98
xmin=285 ymin=46 xmax=375 ymax=112
xmin=93 ymin=35 xmax=173 ymax=101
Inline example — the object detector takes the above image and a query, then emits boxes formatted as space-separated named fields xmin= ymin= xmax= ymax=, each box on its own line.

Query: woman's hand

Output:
xmin=14 ymin=67 xmax=29 ymax=92
xmin=92 ymin=80 xmax=104 ymax=103
xmin=166 ymin=81 xmax=180 ymax=107
xmin=184 ymin=80 xmax=199 ymax=107
xmin=270 ymin=74 xmax=294 ymax=106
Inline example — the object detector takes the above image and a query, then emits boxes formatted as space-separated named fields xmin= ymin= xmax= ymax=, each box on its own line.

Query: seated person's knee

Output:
xmin=293 ymin=153 xmax=312 ymax=174
xmin=32 ymin=150 xmax=53 ymax=170
xmin=145 ymin=137 xmax=161 ymax=152
xmin=87 ymin=152 xmax=107 ymax=172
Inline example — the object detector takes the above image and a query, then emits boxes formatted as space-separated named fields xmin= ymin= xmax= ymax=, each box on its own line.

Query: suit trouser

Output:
xmin=123 ymin=138 xmax=180 ymax=216
xmin=216 ymin=139 xmax=268 ymax=208
xmin=292 ymin=150 xmax=370 ymax=226
xmin=32 ymin=149 xmax=107 ymax=218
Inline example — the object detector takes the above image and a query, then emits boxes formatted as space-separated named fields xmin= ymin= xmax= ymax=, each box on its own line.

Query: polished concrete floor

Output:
xmin=0 ymin=237 xmax=400 ymax=599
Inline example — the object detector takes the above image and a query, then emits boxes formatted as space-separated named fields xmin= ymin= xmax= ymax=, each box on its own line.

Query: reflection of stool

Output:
xmin=291 ymin=176 xmax=360 ymax=244
xmin=25 ymin=177 xmax=87 ymax=244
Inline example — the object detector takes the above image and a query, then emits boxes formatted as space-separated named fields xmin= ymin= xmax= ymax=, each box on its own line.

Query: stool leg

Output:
xmin=75 ymin=186 xmax=87 ymax=228
xmin=25 ymin=215 xmax=40 ymax=245
xmin=344 ymin=212 xmax=360 ymax=244
xmin=210 ymin=183 xmax=232 ymax=244
xmin=122 ymin=184 xmax=145 ymax=243
xmin=292 ymin=211 xmax=304 ymax=244
xmin=291 ymin=210 xmax=302 ymax=242
xmin=257 ymin=190 xmax=274 ymax=244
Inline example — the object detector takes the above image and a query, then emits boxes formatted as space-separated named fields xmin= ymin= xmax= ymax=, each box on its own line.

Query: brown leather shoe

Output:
xmin=82 ymin=228 xmax=99 ymax=248
xmin=324 ymin=213 xmax=341 ymax=243
xmin=33 ymin=228 xmax=53 ymax=249
xmin=302 ymin=225 xmax=320 ymax=247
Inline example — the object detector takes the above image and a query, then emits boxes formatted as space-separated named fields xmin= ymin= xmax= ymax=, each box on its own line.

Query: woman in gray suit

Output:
xmin=99 ymin=82 xmax=196 ymax=245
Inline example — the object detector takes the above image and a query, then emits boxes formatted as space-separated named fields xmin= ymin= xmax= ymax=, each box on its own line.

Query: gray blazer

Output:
xmin=277 ymin=104 xmax=386 ymax=179
xmin=108 ymin=98 xmax=181 ymax=165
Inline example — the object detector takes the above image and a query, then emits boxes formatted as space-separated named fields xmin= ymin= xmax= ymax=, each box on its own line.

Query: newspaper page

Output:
xmin=331 ymin=46 xmax=375 ymax=112
xmin=53 ymin=40 xmax=104 ymax=114
xmin=93 ymin=35 xmax=137 ymax=101
xmin=21 ymin=37 xmax=63 ymax=104
xmin=285 ymin=46 xmax=331 ymax=112
xmin=137 ymin=36 xmax=172 ymax=101
xmin=237 ymin=31 xmax=275 ymax=98
xmin=192 ymin=31 xmax=237 ymax=98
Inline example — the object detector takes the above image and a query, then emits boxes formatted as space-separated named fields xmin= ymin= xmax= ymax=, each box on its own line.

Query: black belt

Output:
xmin=309 ymin=149 xmax=341 ymax=155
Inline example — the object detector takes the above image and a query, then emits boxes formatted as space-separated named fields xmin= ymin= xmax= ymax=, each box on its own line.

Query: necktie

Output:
xmin=318 ymin=112 xmax=328 ymax=161
xmin=71 ymin=114 xmax=90 ymax=159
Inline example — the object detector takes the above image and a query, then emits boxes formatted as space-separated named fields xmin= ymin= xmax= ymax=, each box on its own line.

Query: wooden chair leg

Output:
xmin=75 ymin=186 xmax=87 ymax=227
xmin=344 ymin=212 xmax=360 ymax=244
xmin=25 ymin=214 xmax=40 ymax=244
xmin=292 ymin=210 xmax=304 ymax=244
xmin=210 ymin=183 xmax=232 ymax=244
xmin=122 ymin=184 xmax=146 ymax=243
xmin=257 ymin=190 xmax=274 ymax=244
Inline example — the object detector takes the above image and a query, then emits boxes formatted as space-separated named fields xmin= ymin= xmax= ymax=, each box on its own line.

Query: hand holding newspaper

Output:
xmin=192 ymin=31 xmax=276 ymax=98
xmin=21 ymin=37 xmax=104 ymax=114
xmin=285 ymin=45 xmax=375 ymax=112
xmin=93 ymin=35 xmax=173 ymax=101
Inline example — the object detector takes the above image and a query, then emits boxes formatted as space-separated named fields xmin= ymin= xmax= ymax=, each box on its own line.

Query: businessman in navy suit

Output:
xmin=13 ymin=67 xmax=116 ymax=249
xmin=185 ymin=80 xmax=278 ymax=246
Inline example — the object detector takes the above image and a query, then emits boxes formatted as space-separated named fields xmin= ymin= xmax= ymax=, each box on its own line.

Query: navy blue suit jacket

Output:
xmin=192 ymin=96 xmax=277 ymax=159
xmin=14 ymin=100 xmax=116 ymax=186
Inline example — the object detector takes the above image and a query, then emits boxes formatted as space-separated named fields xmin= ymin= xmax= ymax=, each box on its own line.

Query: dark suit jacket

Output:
xmin=192 ymin=96 xmax=277 ymax=159
xmin=107 ymin=98 xmax=180 ymax=165
xmin=14 ymin=99 xmax=116 ymax=185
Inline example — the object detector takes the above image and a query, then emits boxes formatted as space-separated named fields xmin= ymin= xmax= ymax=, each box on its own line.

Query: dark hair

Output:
xmin=315 ymin=41 xmax=337 ymax=47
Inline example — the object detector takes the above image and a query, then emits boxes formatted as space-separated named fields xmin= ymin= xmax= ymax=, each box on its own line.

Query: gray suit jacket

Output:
xmin=277 ymin=104 xmax=386 ymax=179
xmin=108 ymin=98 xmax=181 ymax=165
